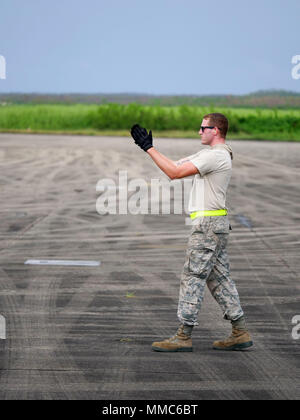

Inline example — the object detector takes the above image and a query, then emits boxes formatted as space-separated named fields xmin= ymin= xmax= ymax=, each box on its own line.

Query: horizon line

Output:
xmin=0 ymin=89 xmax=300 ymax=97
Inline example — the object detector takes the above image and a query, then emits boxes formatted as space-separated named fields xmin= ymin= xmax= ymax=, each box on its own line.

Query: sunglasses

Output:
xmin=200 ymin=126 xmax=215 ymax=132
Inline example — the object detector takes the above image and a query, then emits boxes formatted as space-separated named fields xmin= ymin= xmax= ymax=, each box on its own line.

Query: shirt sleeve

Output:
xmin=175 ymin=152 xmax=199 ymax=166
xmin=190 ymin=150 xmax=217 ymax=176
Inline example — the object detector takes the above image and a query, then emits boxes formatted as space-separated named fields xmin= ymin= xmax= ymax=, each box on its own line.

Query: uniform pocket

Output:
xmin=182 ymin=294 xmax=198 ymax=305
xmin=212 ymin=218 xmax=230 ymax=234
xmin=190 ymin=222 xmax=205 ymax=235
xmin=181 ymin=276 xmax=202 ymax=305
xmin=188 ymin=247 xmax=216 ymax=278
xmin=188 ymin=250 xmax=202 ymax=274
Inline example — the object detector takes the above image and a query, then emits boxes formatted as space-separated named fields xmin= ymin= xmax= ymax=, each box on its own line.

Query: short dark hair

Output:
xmin=203 ymin=113 xmax=228 ymax=138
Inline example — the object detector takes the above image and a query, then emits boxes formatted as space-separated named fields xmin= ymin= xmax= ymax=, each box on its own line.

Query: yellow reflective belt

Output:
xmin=190 ymin=209 xmax=227 ymax=219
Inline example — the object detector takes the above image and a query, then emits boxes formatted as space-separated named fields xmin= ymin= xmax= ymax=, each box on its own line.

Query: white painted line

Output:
xmin=0 ymin=315 xmax=6 ymax=340
xmin=25 ymin=259 xmax=101 ymax=267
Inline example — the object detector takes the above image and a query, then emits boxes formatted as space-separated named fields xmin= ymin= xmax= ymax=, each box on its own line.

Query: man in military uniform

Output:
xmin=130 ymin=113 xmax=253 ymax=352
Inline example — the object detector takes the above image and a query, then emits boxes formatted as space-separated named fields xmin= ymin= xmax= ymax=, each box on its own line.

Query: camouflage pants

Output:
xmin=177 ymin=216 xmax=244 ymax=326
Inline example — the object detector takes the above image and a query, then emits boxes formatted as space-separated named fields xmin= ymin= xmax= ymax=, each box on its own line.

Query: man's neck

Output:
xmin=210 ymin=138 xmax=226 ymax=147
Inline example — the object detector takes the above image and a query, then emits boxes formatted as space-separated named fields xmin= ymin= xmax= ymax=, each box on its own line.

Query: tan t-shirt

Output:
xmin=187 ymin=144 xmax=233 ymax=213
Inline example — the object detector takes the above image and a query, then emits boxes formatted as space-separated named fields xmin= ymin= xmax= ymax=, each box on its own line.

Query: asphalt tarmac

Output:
xmin=0 ymin=133 xmax=299 ymax=400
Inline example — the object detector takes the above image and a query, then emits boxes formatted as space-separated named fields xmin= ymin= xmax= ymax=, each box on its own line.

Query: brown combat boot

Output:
xmin=152 ymin=325 xmax=193 ymax=352
xmin=213 ymin=327 xmax=253 ymax=351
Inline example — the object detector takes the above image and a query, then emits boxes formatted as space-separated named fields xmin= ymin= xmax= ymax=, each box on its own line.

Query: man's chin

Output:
xmin=201 ymin=139 xmax=211 ymax=146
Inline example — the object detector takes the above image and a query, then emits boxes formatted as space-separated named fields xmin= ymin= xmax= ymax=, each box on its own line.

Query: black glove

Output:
xmin=130 ymin=124 xmax=153 ymax=152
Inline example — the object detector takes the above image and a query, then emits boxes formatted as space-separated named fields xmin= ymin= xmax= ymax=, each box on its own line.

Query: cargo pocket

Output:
xmin=181 ymin=276 xmax=201 ymax=305
xmin=181 ymin=274 xmax=207 ymax=308
xmin=212 ymin=218 xmax=230 ymax=234
xmin=188 ymin=245 xmax=216 ymax=278
xmin=190 ymin=222 xmax=205 ymax=236
xmin=182 ymin=293 xmax=198 ymax=305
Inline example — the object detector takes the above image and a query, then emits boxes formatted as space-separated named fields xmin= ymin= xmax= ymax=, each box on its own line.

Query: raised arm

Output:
xmin=147 ymin=148 xmax=198 ymax=180
xmin=174 ymin=154 xmax=197 ymax=167
xmin=130 ymin=124 xmax=199 ymax=180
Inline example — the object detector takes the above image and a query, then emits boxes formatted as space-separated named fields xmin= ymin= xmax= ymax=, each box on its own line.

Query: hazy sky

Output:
xmin=0 ymin=0 xmax=299 ymax=95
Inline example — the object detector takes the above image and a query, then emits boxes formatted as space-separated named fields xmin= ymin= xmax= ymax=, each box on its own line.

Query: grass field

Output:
xmin=0 ymin=103 xmax=300 ymax=141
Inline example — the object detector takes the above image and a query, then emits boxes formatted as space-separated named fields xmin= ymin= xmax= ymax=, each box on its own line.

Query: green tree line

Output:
xmin=0 ymin=104 xmax=299 ymax=140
